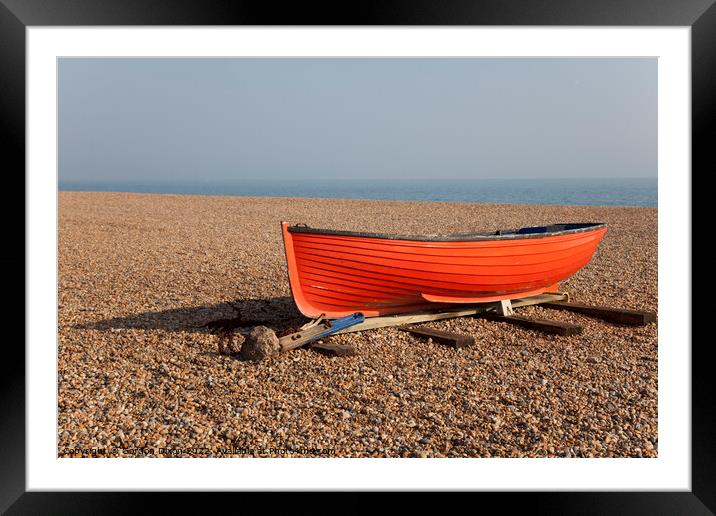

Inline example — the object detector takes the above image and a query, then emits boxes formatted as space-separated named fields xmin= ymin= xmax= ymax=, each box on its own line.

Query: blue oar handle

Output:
xmin=316 ymin=312 xmax=365 ymax=339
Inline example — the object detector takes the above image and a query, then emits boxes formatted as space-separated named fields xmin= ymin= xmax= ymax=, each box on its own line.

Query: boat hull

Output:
xmin=281 ymin=222 xmax=607 ymax=318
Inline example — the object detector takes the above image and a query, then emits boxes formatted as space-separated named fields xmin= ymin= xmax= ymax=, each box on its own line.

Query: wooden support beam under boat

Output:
xmin=333 ymin=292 xmax=569 ymax=335
xmin=478 ymin=314 xmax=582 ymax=336
xmin=496 ymin=299 xmax=514 ymax=316
xmin=399 ymin=325 xmax=475 ymax=348
xmin=540 ymin=301 xmax=657 ymax=326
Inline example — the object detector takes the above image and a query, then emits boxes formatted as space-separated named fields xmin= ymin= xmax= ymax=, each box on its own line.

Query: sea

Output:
xmin=59 ymin=177 xmax=657 ymax=208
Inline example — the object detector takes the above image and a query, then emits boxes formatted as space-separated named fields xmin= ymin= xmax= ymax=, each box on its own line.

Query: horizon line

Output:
xmin=59 ymin=176 xmax=657 ymax=184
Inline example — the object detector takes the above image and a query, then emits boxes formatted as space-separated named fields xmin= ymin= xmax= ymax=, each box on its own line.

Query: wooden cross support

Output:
xmin=540 ymin=301 xmax=657 ymax=326
xmin=399 ymin=326 xmax=475 ymax=348
xmin=478 ymin=314 xmax=582 ymax=336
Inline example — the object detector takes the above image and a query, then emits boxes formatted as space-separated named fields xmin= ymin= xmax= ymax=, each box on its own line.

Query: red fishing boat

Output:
xmin=281 ymin=221 xmax=607 ymax=319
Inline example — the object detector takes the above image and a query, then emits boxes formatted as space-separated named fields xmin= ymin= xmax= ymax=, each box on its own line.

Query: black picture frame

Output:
xmin=4 ymin=0 xmax=709 ymax=513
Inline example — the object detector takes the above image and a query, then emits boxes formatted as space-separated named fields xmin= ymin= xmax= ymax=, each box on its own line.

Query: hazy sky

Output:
xmin=59 ymin=58 xmax=656 ymax=183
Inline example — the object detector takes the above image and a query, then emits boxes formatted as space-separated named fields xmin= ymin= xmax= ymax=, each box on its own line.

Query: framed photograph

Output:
xmin=6 ymin=0 xmax=710 ymax=512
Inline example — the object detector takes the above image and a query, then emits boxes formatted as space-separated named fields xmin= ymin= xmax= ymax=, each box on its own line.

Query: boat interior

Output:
xmin=493 ymin=223 xmax=603 ymax=235
xmin=287 ymin=222 xmax=606 ymax=242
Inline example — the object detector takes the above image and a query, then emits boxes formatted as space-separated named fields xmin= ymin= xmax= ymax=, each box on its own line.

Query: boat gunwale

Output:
xmin=287 ymin=223 xmax=607 ymax=242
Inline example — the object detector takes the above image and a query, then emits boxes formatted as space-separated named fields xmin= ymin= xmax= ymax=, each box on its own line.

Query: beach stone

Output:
xmin=240 ymin=326 xmax=280 ymax=361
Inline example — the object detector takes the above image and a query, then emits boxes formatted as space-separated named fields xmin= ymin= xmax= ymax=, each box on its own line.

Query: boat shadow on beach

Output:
xmin=73 ymin=296 xmax=307 ymax=335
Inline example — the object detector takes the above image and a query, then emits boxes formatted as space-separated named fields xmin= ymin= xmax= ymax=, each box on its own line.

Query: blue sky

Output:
xmin=59 ymin=58 xmax=656 ymax=183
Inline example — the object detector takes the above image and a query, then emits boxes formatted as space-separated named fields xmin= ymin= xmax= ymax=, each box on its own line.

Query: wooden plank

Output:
xmin=333 ymin=292 xmax=570 ymax=335
xmin=278 ymin=322 xmax=333 ymax=351
xmin=496 ymin=299 xmax=514 ymax=316
xmin=511 ymin=292 xmax=569 ymax=308
xmin=334 ymin=306 xmax=486 ymax=334
xmin=541 ymin=301 xmax=657 ymax=326
xmin=310 ymin=341 xmax=358 ymax=357
xmin=479 ymin=314 xmax=582 ymax=336
xmin=399 ymin=326 xmax=475 ymax=348
xmin=279 ymin=313 xmax=364 ymax=351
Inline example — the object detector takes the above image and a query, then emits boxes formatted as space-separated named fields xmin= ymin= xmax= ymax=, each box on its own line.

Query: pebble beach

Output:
xmin=58 ymin=191 xmax=658 ymax=458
